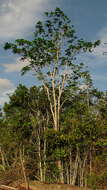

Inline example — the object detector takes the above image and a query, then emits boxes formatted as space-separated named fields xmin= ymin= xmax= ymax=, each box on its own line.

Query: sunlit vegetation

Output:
xmin=1 ymin=8 xmax=106 ymax=189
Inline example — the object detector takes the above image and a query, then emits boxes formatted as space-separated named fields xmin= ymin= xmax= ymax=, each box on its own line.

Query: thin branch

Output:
xmin=43 ymin=83 xmax=55 ymax=126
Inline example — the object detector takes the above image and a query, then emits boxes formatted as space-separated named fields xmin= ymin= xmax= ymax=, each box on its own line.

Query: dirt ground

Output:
xmin=1 ymin=181 xmax=107 ymax=190
xmin=20 ymin=181 xmax=90 ymax=190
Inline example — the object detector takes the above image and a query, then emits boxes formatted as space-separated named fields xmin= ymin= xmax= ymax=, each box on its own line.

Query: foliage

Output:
xmin=2 ymin=7 xmax=107 ymax=188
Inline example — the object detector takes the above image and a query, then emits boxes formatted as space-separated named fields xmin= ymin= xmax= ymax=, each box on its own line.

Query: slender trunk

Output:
xmin=19 ymin=147 xmax=29 ymax=190
xmin=57 ymin=160 xmax=64 ymax=183
xmin=5 ymin=153 xmax=10 ymax=167
xmin=57 ymin=95 xmax=60 ymax=130
xmin=71 ymin=149 xmax=79 ymax=186
xmin=69 ymin=151 xmax=72 ymax=184
xmin=61 ymin=161 xmax=64 ymax=183
xmin=89 ymin=147 xmax=92 ymax=176
xmin=52 ymin=71 xmax=58 ymax=131
xmin=43 ymin=112 xmax=49 ymax=182
xmin=79 ymin=158 xmax=83 ymax=187
xmin=44 ymin=84 xmax=57 ymax=130
xmin=79 ymin=152 xmax=88 ymax=187
xmin=43 ymin=137 xmax=46 ymax=182
xmin=38 ymin=135 xmax=43 ymax=181
xmin=66 ymin=163 xmax=69 ymax=184
xmin=0 ymin=147 xmax=6 ymax=170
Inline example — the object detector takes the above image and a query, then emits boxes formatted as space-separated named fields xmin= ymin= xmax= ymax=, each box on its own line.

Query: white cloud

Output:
xmin=0 ymin=78 xmax=15 ymax=106
xmin=93 ymin=26 xmax=107 ymax=59
xmin=76 ymin=24 xmax=107 ymax=74
xmin=0 ymin=0 xmax=49 ymax=39
xmin=3 ymin=58 xmax=30 ymax=72
xmin=0 ymin=89 xmax=15 ymax=106
xmin=0 ymin=78 xmax=14 ymax=93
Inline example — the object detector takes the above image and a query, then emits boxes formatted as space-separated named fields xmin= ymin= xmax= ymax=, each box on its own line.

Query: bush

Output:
xmin=87 ymin=172 xmax=107 ymax=190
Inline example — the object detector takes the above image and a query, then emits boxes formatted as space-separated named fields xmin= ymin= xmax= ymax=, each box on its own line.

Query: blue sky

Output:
xmin=0 ymin=0 xmax=107 ymax=106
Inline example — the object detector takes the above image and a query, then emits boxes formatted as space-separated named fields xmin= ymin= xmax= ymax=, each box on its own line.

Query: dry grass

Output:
xmin=21 ymin=181 xmax=90 ymax=190
xmin=1 ymin=180 xmax=107 ymax=190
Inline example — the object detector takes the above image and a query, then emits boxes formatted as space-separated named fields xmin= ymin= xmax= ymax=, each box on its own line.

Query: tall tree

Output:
xmin=4 ymin=8 xmax=100 ymax=183
xmin=4 ymin=8 xmax=100 ymax=131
